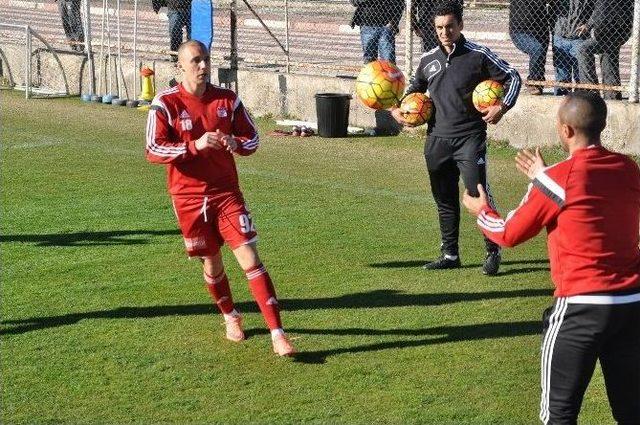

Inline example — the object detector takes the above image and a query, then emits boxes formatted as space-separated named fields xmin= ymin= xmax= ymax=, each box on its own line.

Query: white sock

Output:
xmin=223 ymin=309 xmax=240 ymax=321
xmin=270 ymin=328 xmax=285 ymax=339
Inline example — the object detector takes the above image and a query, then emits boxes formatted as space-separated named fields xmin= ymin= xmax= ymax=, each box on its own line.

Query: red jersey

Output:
xmin=478 ymin=145 xmax=640 ymax=297
xmin=145 ymin=83 xmax=258 ymax=196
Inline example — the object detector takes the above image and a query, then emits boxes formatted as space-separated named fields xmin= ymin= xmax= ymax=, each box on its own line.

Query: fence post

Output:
xmin=404 ymin=0 xmax=413 ymax=78
xmin=84 ymin=0 xmax=95 ymax=94
xmin=25 ymin=25 xmax=31 ymax=99
xmin=132 ymin=0 xmax=138 ymax=100
xmin=285 ymin=0 xmax=290 ymax=73
xmin=629 ymin=0 xmax=640 ymax=103
xmin=230 ymin=0 xmax=238 ymax=91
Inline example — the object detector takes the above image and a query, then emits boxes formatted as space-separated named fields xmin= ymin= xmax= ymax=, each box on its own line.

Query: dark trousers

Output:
xmin=424 ymin=131 xmax=499 ymax=257
xmin=540 ymin=295 xmax=640 ymax=425
xmin=168 ymin=8 xmax=191 ymax=61
xmin=577 ymin=35 xmax=629 ymax=100
xmin=511 ymin=32 xmax=549 ymax=81
xmin=58 ymin=0 xmax=84 ymax=47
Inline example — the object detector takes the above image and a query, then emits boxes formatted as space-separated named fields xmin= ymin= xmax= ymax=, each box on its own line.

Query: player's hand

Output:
xmin=575 ymin=24 xmax=589 ymax=37
xmin=195 ymin=132 xmax=220 ymax=151
xmin=221 ymin=135 xmax=237 ymax=152
xmin=481 ymin=104 xmax=504 ymax=124
xmin=515 ymin=147 xmax=546 ymax=180
xmin=462 ymin=184 xmax=488 ymax=216
xmin=390 ymin=107 xmax=415 ymax=127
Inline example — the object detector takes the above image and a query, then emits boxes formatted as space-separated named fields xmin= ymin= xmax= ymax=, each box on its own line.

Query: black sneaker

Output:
xmin=423 ymin=255 xmax=461 ymax=270
xmin=483 ymin=251 xmax=501 ymax=276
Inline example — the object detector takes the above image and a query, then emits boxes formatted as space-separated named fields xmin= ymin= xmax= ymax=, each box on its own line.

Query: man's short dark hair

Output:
xmin=433 ymin=0 xmax=464 ymax=23
xmin=561 ymin=92 xmax=608 ymax=140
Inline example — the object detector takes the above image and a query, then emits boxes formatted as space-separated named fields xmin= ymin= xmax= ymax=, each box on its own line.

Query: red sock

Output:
xmin=246 ymin=264 xmax=282 ymax=330
xmin=204 ymin=271 xmax=236 ymax=315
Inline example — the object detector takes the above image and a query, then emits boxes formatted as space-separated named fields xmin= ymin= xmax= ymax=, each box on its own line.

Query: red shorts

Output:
xmin=171 ymin=192 xmax=258 ymax=257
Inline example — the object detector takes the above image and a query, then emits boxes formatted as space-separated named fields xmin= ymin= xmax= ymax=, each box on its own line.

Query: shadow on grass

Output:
xmin=369 ymin=259 xmax=550 ymax=273
xmin=1 ymin=288 xmax=549 ymax=336
xmin=288 ymin=320 xmax=541 ymax=364
xmin=0 ymin=229 xmax=181 ymax=247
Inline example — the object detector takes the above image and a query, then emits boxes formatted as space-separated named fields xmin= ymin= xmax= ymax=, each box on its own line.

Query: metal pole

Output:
xmin=404 ymin=0 xmax=413 ymax=78
xmin=230 ymin=0 xmax=238 ymax=92
xmin=84 ymin=0 xmax=95 ymax=94
xmin=25 ymin=25 xmax=31 ymax=99
xmin=116 ymin=0 xmax=122 ymax=98
xmin=98 ymin=0 xmax=106 ymax=94
xmin=628 ymin=0 xmax=640 ymax=103
xmin=132 ymin=0 xmax=138 ymax=100
xmin=285 ymin=0 xmax=290 ymax=73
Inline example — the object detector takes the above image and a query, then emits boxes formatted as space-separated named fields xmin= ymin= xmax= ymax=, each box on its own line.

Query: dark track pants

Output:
xmin=540 ymin=293 xmax=640 ymax=425
xmin=424 ymin=131 xmax=499 ymax=256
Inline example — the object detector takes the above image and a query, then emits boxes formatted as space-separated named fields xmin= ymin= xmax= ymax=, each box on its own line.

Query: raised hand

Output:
xmin=515 ymin=147 xmax=546 ymax=180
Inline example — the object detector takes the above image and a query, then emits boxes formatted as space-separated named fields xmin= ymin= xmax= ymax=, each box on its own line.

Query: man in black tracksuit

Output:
xmin=392 ymin=0 xmax=521 ymax=275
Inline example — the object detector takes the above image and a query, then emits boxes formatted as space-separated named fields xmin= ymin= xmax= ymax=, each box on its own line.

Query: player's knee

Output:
xmin=201 ymin=253 xmax=224 ymax=276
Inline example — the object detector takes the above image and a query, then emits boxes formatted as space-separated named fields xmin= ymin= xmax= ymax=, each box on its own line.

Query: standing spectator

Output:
xmin=391 ymin=0 xmax=521 ymax=275
xmin=411 ymin=0 xmax=438 ymax=53
xmin=550 ymin=0 xmax=594 ymax=95
xmin=167 ymin=0 xmax=192 ymax=62
xmin=509 ymin=0 xmax=550 ymax=95
xmin=411 ymin=0 xmax=463 ymax=53
xmin=577 ymin=0 xmax=633 ymax=100
xmin=57 ymin=0 xmax=84 ymax=52
xmin=350 ymin=0 xmax=405 ymax=64
xmin=463 ymin=92 xmax=640 ymax=424
xmin=145 ymin=40 xmax=296 ymax=356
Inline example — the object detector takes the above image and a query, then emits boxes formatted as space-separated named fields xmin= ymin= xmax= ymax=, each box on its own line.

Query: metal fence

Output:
xmin=1 ymin=0 xmax=639 ymax=101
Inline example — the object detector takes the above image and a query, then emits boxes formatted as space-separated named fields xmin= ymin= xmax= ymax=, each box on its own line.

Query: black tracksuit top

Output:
xmin=406 ymin=34 xmax=521 ymax=138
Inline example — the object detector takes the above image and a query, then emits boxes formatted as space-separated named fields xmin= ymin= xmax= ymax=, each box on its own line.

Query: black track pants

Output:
xmin=424 ymin=131 xmax=499 ymax=256
xmin=540 ymin=293 xmax=640 ymax=425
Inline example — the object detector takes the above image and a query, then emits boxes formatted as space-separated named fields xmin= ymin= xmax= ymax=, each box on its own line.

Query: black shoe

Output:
xmin=483 ymin=251 xmax=501 ymax=276
xmin=423 ymin=255 xmax=461 ymax=270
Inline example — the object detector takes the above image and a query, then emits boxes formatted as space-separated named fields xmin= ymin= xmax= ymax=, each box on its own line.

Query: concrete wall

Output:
xmin=3 ymin=43 xmax=639 ymax=153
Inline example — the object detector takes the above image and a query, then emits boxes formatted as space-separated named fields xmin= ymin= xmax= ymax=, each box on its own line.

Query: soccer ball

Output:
xmin=355 ymin=60 xmax=406 ymax=110
xmin=472 ymin=80 xmax=504 ymax=111
xmin=399 ymin=92 xmax=433 ymax=126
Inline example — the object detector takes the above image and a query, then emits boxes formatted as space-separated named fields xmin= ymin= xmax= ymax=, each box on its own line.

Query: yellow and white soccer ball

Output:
xmin=355 ymin=60 xmax=406 ymax=110
xmin=400 ymin=92 xmax=433 ymax=126
xmin=472 ymin=79 xmax=505 ymax=111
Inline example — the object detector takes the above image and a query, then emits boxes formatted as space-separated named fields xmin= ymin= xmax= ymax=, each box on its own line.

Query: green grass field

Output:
xmin=1 ymin=90 xmax=614 ymax=424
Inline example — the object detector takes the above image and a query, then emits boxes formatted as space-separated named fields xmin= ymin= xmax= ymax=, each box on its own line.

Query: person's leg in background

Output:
xmin=360 ymin=25 xmax=380 ymax=63
xmin=378 ymin=26 xmax=397 ymax=64
xmin=567 ymin=39 xmax=584 ymax=88
xmin=599 ymin=43 xmax=623 ymax=100
xmin=552 ymin=34 xmax=571 ymax=95
xmin=576 ymin=37 xmax=601 ymax=92
xmin=511 ymin=32 xmax=548 ymax=94
xmin=69 ymin=0 xmax=84 ymax=48
xmin=168 ymin=9 xmax=182 ymax=62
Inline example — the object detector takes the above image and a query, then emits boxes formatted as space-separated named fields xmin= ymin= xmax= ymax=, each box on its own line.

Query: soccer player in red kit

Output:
xmin=463 ymin=92 xmax=640 ymax=424
xmin=145 ymin=40 xmax=295 ymax=357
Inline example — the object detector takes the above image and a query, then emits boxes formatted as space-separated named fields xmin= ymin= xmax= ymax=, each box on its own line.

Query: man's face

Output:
xmin=434 ymin=14 xmax=463 ymax=48
xmin=178 ymin=45 xmax=210 ymax=85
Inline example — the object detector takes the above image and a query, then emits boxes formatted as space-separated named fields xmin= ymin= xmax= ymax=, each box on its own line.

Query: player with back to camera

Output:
xmin=145 ymin=40 xmax=296 ymax=357
xmin=392 ymin=0 xmax=521 ymax=276
xmin=463 ymin=92 xmax=640 ymax=424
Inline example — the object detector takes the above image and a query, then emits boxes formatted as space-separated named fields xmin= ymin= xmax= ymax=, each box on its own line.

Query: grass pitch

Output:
xmin=1 ymin=90 xmax=613 ymax=424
